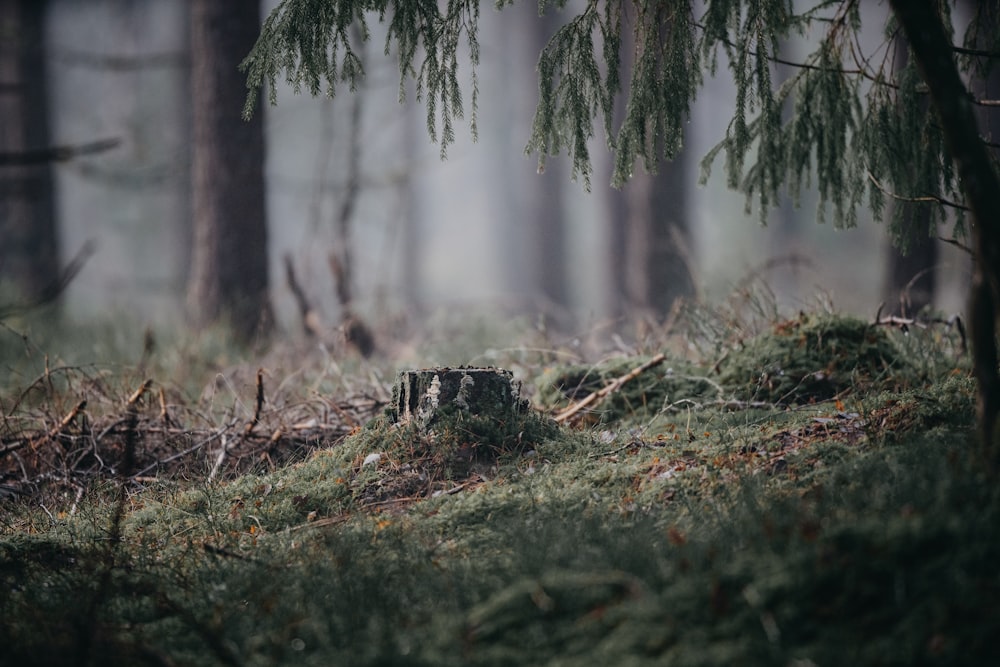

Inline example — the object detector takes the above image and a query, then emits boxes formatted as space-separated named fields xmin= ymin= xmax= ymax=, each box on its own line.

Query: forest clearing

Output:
xmin=1 ymin=303 xmax=995 ymax=666
xmin=3 ymin=1 xmax=1000 ymax=663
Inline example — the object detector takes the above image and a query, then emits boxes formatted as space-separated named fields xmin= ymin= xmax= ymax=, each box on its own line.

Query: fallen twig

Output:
xmin=244 ymin=369 xmax=265 ymax=436
xmin=873 ymin=303 xmax=967 ymax=354
xmin=208 ymin=435 xmax=231 ymax=483
xmin=554 ymin=353 xmax=668 ymax=424
xmin=48 ymin=400 xmax=87 ymax=442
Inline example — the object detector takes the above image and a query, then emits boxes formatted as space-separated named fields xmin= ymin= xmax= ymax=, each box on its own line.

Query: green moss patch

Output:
xmin=717 ymin=313 xmax=915 ymax=404
xmin=535 ymin=356 xmax=720 ymax=422
xmin=0 ymin=311 xmax=989 ymax=666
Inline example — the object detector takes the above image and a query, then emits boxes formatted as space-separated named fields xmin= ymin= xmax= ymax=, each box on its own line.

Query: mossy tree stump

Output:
xmin=390 ymin=367 xmax=526 ymax=428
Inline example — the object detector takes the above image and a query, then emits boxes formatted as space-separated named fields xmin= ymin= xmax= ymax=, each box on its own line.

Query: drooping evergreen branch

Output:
xmin=526 ymin=0 xmax=615 ymax=188
xmin=243 ymin=0 xmax=990 ymax=246
xmin=865 ymin=169 xmax=970 ymax=212
xmin=890 ymin=0 xmax=1000 ymax=460
xmin=242 ymin=0 xmax=482 ymax=159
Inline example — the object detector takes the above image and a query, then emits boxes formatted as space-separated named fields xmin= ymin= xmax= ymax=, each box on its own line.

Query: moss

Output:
xmin=0 ymin=310 xmax=991 ymax=666
xmin=717 ymin=313 xmax=915 ymax=404
xmin=535 ymin=356 xmax=720 ymax=422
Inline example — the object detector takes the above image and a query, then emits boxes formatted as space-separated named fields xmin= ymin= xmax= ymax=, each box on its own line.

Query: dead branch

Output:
xmin=0 ymin=240 xmax=97 ymax=320
xmin=208 ymin=435 xmax=231 ymax=483
xmin=127 ymin=380 xmax=153 ymax=409
xmin=284 ymin=254 xmax=323 ymax=338
xmin=938 ymin=235 xmax=973 ymax=255
xmin=46 ymin=400 xmax=87 ymax=445
xmin=158 ymin=386 xmax=173 ymax=426
xmin=0 ymin=137 xmax=120 ymax=167
xmin=865 ymin=169 xmax=970 ymax=212
xmin=872 ymin=304 xmax=967 ymax=354
xmin=1 ymin=379 xmax=382 ymax=505
xmin=554 ymin=353 xmax=668 ymax=424
xmin=244 ymin=369 xmax=265 ymax=435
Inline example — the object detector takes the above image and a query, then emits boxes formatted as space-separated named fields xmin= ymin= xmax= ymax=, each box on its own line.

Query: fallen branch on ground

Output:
xmin=554 ymin=353 xmax=667 ymax=424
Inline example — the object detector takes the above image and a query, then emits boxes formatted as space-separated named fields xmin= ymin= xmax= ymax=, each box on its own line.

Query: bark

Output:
xmin=391 ymin=367 xmax=525 ymax=429
xmin=186 ymin=0 xmax=272 ymax=341
xmin=883 ymin=36 xmax=937 ymax=317
xmin=622 ymin=165 xmax=694 ymax=317
xmin=608 ymin=4 xmax=694 ymax=320
xmin=530 ymin=10 xmax=569 ymax=314
xmin=884 ymin=218 xmax=937 ymax=316
xmin=499 ymin=4 xmax=569 ymax=320
xmin=0 ymin=0 xmax=60 ymax=305
xmin=890 ymin=0 xmax=1000 ymax=457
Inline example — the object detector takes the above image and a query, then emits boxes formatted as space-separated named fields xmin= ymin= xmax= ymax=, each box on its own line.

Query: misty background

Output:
xmin=6 ymin=0 xmax=972 ymax=342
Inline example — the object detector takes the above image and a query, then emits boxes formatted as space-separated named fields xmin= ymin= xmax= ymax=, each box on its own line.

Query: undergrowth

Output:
xmin=1 ymin=303 xmax=992 ymax=666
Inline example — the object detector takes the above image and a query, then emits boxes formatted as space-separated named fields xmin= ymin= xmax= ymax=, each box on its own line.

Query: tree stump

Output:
xmin=390 ymin=367 xmax=526 ymax=428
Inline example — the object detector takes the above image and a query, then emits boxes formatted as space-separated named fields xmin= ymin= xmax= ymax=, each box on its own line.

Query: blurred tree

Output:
xmin=620 ymin=164 xmax=693 ymax=319
xmin=612 ymin=3 xmax=694 ymax=319
xmin=187 ymin=0 xmax=272 ymax=342
xmin=490 ymin=3 xmax=569 ymax=320
xmin=525 ymin=8 xmax=570 ymax=317
xmin=0 ymin=0 xmax=59 ymax=307
xmin=242 ymin=1 xmax=1000 ymax=453
xmin=889 ymin=0 xmax=1000 ymax=458
xmin=881 ymin=36 xmax=938 ymax=317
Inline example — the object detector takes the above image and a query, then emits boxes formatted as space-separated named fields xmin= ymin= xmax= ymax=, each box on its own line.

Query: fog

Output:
xmin=38 ymin=0 xmax=969 ymax=335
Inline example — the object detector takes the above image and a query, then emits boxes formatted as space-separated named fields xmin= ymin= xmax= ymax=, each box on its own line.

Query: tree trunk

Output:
xmin=529 ymin=8 xmax=569 ymax=316
xmin=883 ymin=36 xmax=937 ymax=317
xmin=884 ymin=219 xmax=936 ymax=316
xmin=622 ymin=165 xmax=694 ymax=317
xmin=611 ymin=6 xmax=695 ymax=320
xmin=496 ymin=4 xmax=569 ymax=321
xmin=187 ymin=0 xmax=272 ymax=341
xmin=0 ymin=0 xmax=60 ymax=306
xmin=890 ymin=0 xmax=1000 ymax=459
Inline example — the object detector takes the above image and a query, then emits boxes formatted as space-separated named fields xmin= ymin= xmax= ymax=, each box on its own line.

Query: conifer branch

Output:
xmin=951 ymin=45 xmax=1000 ymax=59
xmin=865 ymin=170 xmax=970 ymax=212
xmin=245 ymin=0 xmax=988 ymax=243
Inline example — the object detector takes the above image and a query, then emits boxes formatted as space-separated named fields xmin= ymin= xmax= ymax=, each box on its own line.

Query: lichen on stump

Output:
xmin=390 ymin=367 xmax=528 ymax=428
xmin=343 ymin=368 xmax=555 ymax=502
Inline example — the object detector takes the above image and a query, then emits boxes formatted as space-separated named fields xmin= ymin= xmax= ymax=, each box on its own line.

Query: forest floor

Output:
xmin=0 ymin=296 xmax=997 ymax=666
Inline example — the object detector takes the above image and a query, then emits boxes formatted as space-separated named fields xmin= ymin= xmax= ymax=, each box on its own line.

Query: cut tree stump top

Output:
xmin=391 ymin=367 xmax=526 ymax=427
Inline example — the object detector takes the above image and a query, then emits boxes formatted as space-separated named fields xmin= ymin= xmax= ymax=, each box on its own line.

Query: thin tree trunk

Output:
xmin=890 ymin=0 xmax=1000 ymax=458
xmin=0 ymin=0 xmax=60 ymax=306
xmin=186 ymin=0 xmax=272 ymax=341
xmin=883 ymin=36 xmax=937 ymax=316
xmin=614 ymin=6 xmax=695 ymax=320
xmin=399 ymin=83 xmax=422 ymax=314
xmin=620 ymin=165 xmax=694 ymax=317
xmin=530 ymin=7 xmax=569 ymax=315
xmin=497 ymin=4 xmax=569 ymax=320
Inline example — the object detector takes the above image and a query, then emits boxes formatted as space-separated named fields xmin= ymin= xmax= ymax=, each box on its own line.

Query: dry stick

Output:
xmin=210 ymin=370 xmax=266 ymax=480
xmin=873 ymin=302 xmax=968 ymax=354
xmin=79 ymin=378 xmax=151 ymax=667
xmin=0 ymin=240 xmax=97 ymax=320
xmin=157 ymin=386 xmax=173 ymax=426
xmin=244 ymin=368 xmax=265 ymax=436
xmin=284 ymin=254 xmax=323 ymax=338
xmin=47 ymin=400 xmax=87 ymax=445
xmin=208 ymin=434 xmax=230 ymax=483
xmin=133 ymin=420 xmax=235 ymax=478
xmin=554 ymin=353 xmax=668 ymax=424
xmin=0 ymin=136 xmax=120 ymax=166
